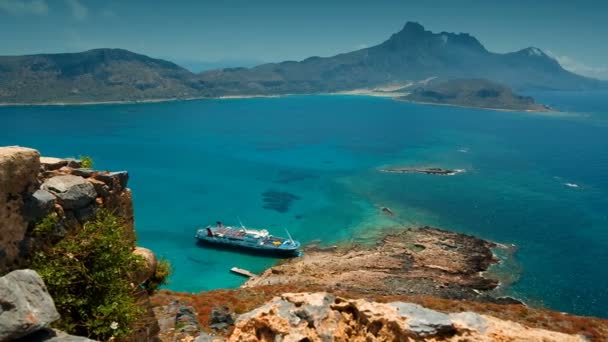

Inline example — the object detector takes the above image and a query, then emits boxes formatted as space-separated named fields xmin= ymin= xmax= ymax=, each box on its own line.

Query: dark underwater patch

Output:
xmin=261 ymin=189 xmax=301 ymax=213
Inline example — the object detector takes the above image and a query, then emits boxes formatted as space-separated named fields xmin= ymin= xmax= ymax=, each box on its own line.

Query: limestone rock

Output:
xmin=39 ymin=157 xmax=68 ymax=171
xmin=42 ymin=175 xmax=97 ymax=210
xmin=22 ymin=189 xmax=56 ymax=221
xmin=229 ymin=292 xmax=585 ymax=342
xmin=93 ymin=171 xmax=129 ymax=190
xmin=0 ymin=146 xmax=40 ymax=194
xmin=132 ymin=247 xmax=157 ymax=285
xmin=0 ymin=146 xmax=40 ymax=273
xmin=0 ymin=269 xmax=60 ymax=341
xmin=389 ymin=302 xmax=455 ymax=337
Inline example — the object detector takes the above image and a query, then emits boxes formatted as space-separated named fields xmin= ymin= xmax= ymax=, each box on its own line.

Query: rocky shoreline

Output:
xmin=380 ymin=167 xmax=465 ymax=176
xmin=243 ymin=227 xmax=515 ymax=304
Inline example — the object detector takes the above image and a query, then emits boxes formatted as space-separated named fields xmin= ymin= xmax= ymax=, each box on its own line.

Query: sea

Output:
xmin=1 ymin=91 xmax=607 ymax=318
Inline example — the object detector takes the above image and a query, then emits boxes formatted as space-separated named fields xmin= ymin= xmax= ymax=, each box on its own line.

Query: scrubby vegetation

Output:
xmin=79 ymin=155 xmax=94 ymax=168
xmin=144 ymin=258 xmax=172 ymax=294
xmin=32 ymin=212 xmax=59 ymax=236
xmin=31 ymin=209 xmax=145 ymax=340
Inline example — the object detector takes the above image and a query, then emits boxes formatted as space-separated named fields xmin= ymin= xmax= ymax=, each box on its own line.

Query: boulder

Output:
xmin=209 ymin=306 xmax=235 ymax=331
xmin=22 ymin=189 xmax=56 ymax=221
xmin=132 ymin=247 xmax=157 ymax=285
xmin=0 ymin=146 xmax=40 ymax=195
xmin=41 ymin=175 xmax=97 ymax=210
xmin=389 ymin=302 xmax=455 ymax=337
xmin=70 ymin=168 xmax=94 ymax=178
xmin=93 ymin=171 xmax=129 ymax=190
xmin=0 ymin=269 xmax=60 ymax=341
xmin=86 ymin=178 xmax=109 ymax=197
xmin=39 ymin=157 xmax=68 ymax=171
xmin=176 ymin=305 xmax=200 ymax=334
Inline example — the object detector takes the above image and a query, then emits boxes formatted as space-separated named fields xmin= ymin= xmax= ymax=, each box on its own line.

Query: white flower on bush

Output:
xmin=110 ymin=321 xmax=119 ymax=330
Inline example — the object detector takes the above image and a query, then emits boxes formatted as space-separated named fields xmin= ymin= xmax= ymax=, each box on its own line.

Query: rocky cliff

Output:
xmin=231 ymin=292 xmax=586 ymax=341
xmin=0 ymin=146 xmax=136 ymax=273
xmin=0 ymin=146 xmax=159 ymax=341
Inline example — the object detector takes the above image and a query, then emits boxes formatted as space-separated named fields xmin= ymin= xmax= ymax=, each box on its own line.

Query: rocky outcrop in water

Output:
xmin=244 ymin=227 xmax=503 ymax=302
xmin=230 ymin=292 xmax=585 ymax=341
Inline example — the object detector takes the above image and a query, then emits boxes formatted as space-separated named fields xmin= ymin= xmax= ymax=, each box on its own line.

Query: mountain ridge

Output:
xmin=0 ymin=22 xmax=604 ymax=104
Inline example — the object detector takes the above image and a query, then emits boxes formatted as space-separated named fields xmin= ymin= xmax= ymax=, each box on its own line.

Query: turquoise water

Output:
xmin=1 ymin=93 xmax=607 ymax=318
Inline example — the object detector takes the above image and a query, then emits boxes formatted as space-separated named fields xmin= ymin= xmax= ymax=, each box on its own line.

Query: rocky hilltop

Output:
xmin=0 ymin=49 xmax=204 ymax=104
xmin=0 ymin=22 xmax=603 ymax=104
xmin=230 ymin=292 xmax=585 ymax=341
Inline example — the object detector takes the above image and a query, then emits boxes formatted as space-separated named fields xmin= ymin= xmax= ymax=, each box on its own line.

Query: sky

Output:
xmin=0 ymin=0 xmax=607 ymax=78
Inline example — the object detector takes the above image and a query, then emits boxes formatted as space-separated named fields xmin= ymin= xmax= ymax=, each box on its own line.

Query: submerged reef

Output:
xmin=261 ymin=189 xmax=301 ymax=213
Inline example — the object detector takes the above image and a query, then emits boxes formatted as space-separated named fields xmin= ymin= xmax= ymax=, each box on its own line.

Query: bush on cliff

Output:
xmin=144 ymin=258 xmax=172 ymax=294
xmin=79 ymin=155 xmax=94 ymax=168
xmin=31 ymin=209 xmax=145 ymax=340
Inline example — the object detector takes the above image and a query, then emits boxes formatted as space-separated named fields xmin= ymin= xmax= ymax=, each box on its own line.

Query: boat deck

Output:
xmin=215 ymin=226 xmax=247 ymax=238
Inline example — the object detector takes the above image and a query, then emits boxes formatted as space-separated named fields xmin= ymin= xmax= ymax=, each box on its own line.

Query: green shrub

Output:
xmin=33 ymin=213 xmax=59 ymax=236
xmin=79 ymin=155 xmax=94 ymax=169
xmin=143 ymin=258 xmax=172 ymax=294
xmin=31 ymin=209 xmax=144 ymax=340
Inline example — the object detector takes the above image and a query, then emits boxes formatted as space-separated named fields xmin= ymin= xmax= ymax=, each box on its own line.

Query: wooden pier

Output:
xmin=230 ymin=267 xmax=257 ymax=278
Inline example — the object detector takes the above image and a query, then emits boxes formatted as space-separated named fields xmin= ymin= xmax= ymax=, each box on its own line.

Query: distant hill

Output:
xmin=0 ymin=22 xmax=603 ymax=104
xmin=400 ymin=79 xmax=549 ymax=111
xmin=198 ymin=22 xmax=601 ymax=96
xmin=0 ymin=49 xmax=205 ymax=103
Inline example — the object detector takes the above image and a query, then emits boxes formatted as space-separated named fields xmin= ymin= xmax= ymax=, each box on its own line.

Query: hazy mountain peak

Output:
xmin=520 ymin=47 xmax=548 ymax=57
xmin=382 ymin=21 xmax=486 ymax=52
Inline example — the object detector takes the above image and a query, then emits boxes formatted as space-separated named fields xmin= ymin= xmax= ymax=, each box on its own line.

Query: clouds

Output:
xmin=547 ymin=50 xmax=608 ymax=80
xmin=0 ymin=0 xmax=48 ymax=15
xmin=65 ymin=0 xmax=87 ymax=21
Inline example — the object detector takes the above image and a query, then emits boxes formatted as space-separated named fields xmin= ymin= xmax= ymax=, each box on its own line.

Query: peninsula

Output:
xmin=399 ymin=78 xmax=550 ymax=111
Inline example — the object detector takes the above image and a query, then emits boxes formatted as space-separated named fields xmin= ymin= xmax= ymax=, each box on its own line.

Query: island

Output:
xmin=399 ymin=78 xmax=550 ymax=112
xmin=380 ymin=167 xmax=465 ymax=175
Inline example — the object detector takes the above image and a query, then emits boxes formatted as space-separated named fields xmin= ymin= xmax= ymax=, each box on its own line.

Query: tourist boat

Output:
xmin=195 ymin=221 xmax=301 ymax=256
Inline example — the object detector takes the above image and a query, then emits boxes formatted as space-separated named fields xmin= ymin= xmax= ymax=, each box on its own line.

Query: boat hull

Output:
xmin=196 ymin=235 xmax=301 ymax=257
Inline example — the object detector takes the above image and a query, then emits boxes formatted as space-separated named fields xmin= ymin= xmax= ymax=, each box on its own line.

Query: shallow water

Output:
xmin=1 ymin=92 xmax=607 ymax=317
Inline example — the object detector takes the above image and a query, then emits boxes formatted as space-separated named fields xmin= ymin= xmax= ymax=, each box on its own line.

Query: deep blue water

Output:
xmin=1 ymin=92 xmax=607 ymax=318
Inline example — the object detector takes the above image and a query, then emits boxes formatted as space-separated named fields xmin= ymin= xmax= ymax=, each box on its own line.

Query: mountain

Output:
xmin=198 ymin=22 xmax=601 ymax=96
xmin=0 ymin=49 xmax=206 ymax=103
xmin=0 ymin=22 xmax=603 ymax=104
xmin=400 ymin=78 xmax=549 ymax=111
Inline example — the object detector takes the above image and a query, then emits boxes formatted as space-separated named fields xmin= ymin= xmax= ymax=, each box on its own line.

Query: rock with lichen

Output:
xmin=229 ymin=292 xmax=585 ymax=341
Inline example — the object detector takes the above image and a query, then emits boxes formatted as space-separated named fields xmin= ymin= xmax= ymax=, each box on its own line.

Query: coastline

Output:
xmin=395 ymin=98 xmax=554 ymax=113
xmin=0 ymin=91 xmax=559 ymax=114
xmin=242 ymin=226 xmax=521 ymax=304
